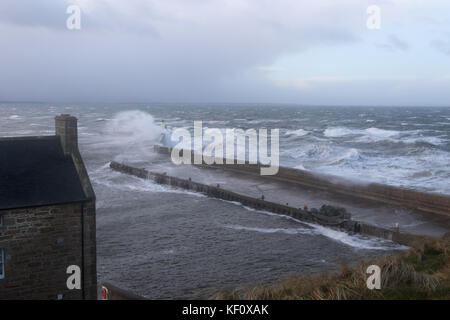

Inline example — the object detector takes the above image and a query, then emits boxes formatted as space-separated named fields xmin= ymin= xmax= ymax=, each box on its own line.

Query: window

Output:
xmin=0 ymin=249 xmax=4 ymax=279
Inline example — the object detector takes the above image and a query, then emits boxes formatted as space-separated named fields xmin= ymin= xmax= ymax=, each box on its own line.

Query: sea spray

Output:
xmin=103 ymin=110 xmax=170 ymax=160
xmin=106 ymin=110 xmax=164 ymax=144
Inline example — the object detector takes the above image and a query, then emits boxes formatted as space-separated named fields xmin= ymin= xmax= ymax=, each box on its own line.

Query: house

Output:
xmin=0 ymin=114 xmax=97 ymax=299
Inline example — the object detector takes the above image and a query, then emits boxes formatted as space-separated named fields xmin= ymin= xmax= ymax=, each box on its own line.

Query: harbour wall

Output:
xmin=154 ymin=146 xmax=450 ymax=217
xmin=110 ymin=161 xmax=431 ymax=247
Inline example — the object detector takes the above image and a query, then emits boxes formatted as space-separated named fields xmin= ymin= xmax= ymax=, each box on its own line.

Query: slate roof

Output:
xmin=0 ymin=136 xmax=88 ymax=210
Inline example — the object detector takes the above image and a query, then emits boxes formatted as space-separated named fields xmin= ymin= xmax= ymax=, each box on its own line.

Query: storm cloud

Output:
xmin=0 ymin=0 xmax=450 ymax=105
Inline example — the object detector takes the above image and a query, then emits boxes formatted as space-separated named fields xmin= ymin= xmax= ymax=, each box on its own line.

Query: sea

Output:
xmin=1 ymin=103 xmax=449 ymax=298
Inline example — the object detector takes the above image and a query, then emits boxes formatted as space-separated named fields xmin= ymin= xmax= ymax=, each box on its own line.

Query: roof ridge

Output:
xmin=0 ymin=135 xmax=57 ymax=142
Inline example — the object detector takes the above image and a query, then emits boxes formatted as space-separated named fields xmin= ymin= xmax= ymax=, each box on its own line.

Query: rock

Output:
xmin=319 ymin=205 xmax=351 ymax=219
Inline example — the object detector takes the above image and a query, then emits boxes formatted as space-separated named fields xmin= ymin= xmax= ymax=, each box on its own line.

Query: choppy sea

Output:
xmin=1 ymin=103 xmax=448 ymax=298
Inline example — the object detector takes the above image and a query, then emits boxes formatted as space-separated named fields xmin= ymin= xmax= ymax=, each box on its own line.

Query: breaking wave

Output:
xmin=220 ymin=201 xmax=407 ymax=251
xmin=90 ymin=162 xmax=206 ymax=199
xmin=105 ymin=110 xmax=165 ymax=147
xmin=323 ymin=127 xmax=356 ymax=137
xmin=327 ymin=148 xmax=360 ymax=165
xmin=364 ymin=127 xmax=399 ymax=139
xmin=223 ymin=224 xmax=315 ymax=235
xmin=301 ymin=221 xmax=408 ymax=251
xmin=324 ymin=126 xmax=399 ymax=141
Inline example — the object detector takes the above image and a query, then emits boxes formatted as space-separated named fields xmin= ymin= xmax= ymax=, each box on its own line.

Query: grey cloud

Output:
xmin=0 ymin=0 xmax=160 ymax=36
xmin=431 ymin=37 xmax=450 ymax=56
xmin=2 ymin=0 xmax=447 ymax=105
xmin=377 ymin=34 xmax=410 ymax=52
xmin=0 ymin=0 xmax=67 ymax=29
xmin=0 ymin=0 xmax=364 ymax=103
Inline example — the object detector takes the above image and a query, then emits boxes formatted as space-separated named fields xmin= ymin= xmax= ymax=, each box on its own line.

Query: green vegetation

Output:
xmin=215 ymin=234 xmax=450 ymax=300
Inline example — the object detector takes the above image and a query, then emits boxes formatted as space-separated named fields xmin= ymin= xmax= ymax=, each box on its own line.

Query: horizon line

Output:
xmin=1 ymin=100 xmax=450 ymax=108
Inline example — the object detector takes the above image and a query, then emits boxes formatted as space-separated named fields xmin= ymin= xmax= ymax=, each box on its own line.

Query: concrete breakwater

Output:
xmin=154 ymin=146 xmax=450 ymax=217
xmin=110 ymin=161 xmax=430 ymax=247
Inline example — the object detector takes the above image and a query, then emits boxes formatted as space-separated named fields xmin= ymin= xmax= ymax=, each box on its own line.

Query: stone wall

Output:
xmin=81 ymin=200 xmax=97 ymax=300
xmin=154 ymin=146 xmax=450 ymax=217
xmin=70 ymin=154 xmax=97 ymax=299
xmin=56 ymin=114 xmax=97 ymax=299
xmin=0 ymin=203 xmax=88 ymax=299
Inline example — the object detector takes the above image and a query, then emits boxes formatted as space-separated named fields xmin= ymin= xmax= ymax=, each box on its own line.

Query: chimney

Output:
xmin=55 ymin=114 xmax=78 ymax=155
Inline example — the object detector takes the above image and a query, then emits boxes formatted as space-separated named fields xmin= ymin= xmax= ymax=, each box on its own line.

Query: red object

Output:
xmin=101 ymin=286 xmax=109 ymax=300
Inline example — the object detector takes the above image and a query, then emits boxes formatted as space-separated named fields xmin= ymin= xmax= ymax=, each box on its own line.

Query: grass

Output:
xmin=215 ymin=234 xmax=450 ymax=300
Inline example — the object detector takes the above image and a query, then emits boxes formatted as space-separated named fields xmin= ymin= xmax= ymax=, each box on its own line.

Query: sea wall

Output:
xmin=154 ymin=146 xmax=450 ymax=217
xmin=110 ymin=161 xmax=430 ymax=247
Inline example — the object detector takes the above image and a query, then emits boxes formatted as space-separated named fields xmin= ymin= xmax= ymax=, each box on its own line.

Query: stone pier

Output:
xmin=110 ymin=161 xmax=434 ymax=247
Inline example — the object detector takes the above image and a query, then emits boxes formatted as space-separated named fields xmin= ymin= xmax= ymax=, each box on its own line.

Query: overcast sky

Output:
xmin=0 ymin=0 xmax=449 ymax=106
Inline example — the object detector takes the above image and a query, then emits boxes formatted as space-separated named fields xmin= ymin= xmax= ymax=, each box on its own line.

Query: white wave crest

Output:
xmin=219 ymin=199 xmax=407 ymax=251
xmin=223 ymin=224 xmax=315 ymax=235
xmin=105 ymin=110 xmax=164 ymax=146
xmin=301 ymin=221 xmax=408 ymax=251
xmin=327 ymin=148 xmax=360 ymax=165
xmin=294 ymin=164 xmax=307 ymax=170
xmin=364 ymin=127 xmax=399 ymax=139
xmin=324 ymin=126 xmax=399 ymax=141
xmin=90 ymin=162 xmax=206 ymax=198
xmin=285 ymin=129 xmax=309 ymax=137
xmin=324 ymin=127 xmax=356 ymax=137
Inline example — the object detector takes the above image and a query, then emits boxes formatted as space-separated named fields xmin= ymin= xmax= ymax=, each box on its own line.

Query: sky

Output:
xmin=0 ymin=0 xmax=449 ymax=106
